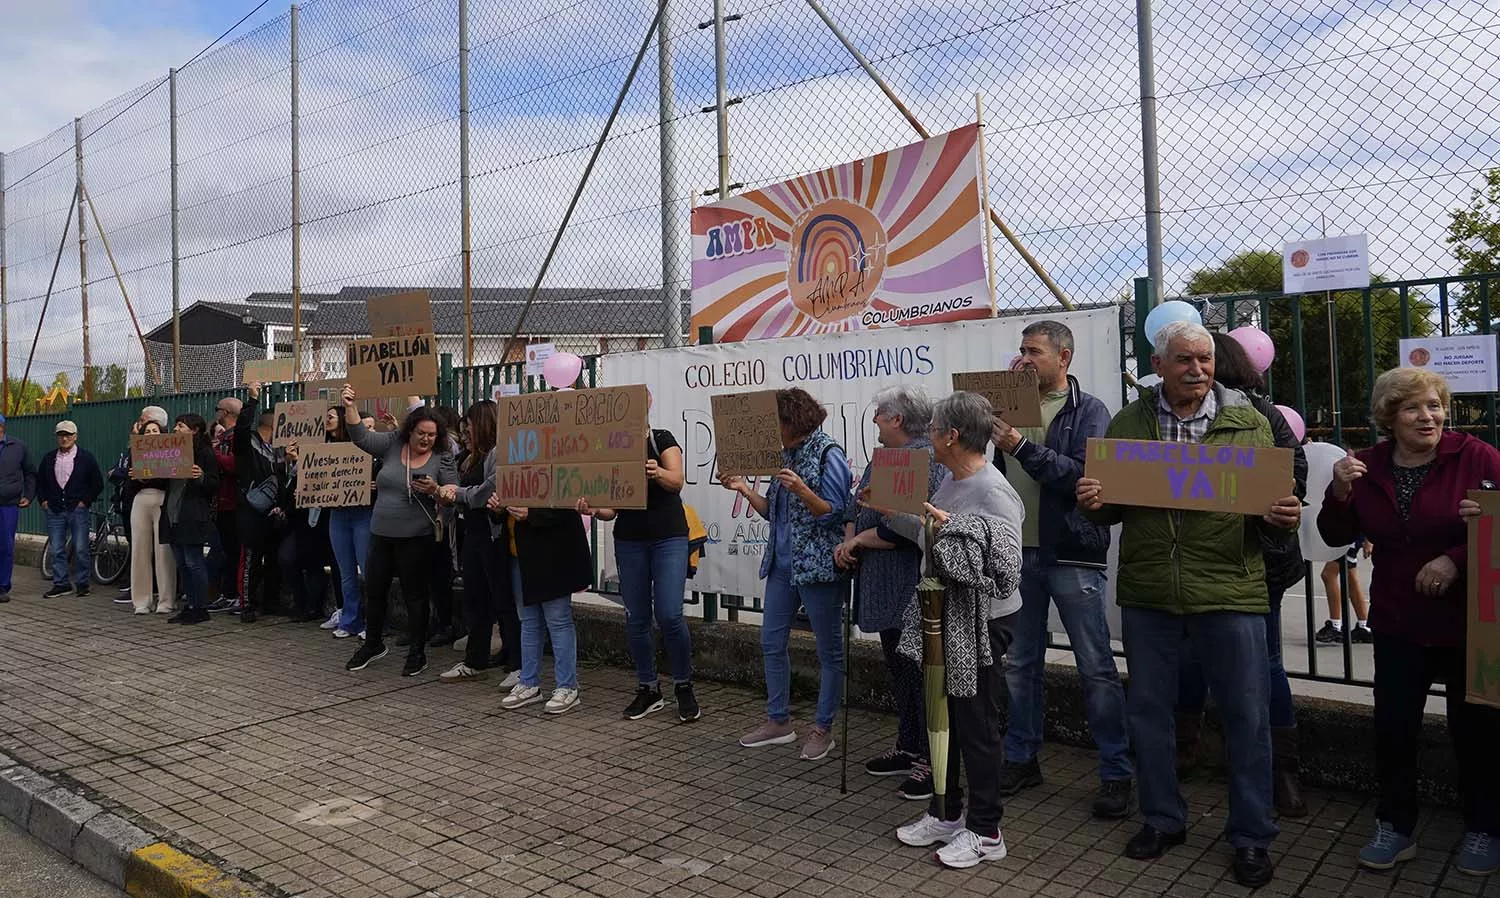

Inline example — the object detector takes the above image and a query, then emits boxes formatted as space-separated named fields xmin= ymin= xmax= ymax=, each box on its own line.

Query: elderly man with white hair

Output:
xmin=1075 ymin=320 xmax=1301 ymax=888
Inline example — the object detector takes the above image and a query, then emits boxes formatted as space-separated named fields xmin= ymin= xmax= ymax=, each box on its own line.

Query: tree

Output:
xmin=81 ymin=365 xmax=129 ymax=401
xmin=1184 ymin=250 xmax=1435 ymax=444
xmin=1446 ymin=167 xmax=1500 ymax=333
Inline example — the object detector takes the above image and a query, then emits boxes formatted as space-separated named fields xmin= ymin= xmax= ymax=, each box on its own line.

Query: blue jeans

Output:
xmin=1004 ymin=550 xmax=1131 ymax=781
xmin=329 ymin=507 xmax=372 ymax=633
xmin=511 ymin=558 xmax=577 ymax=690
xmin=1122 ymin=606 xmax=1278 ymax=849
xmin=616 ymin=537 xmax=694 ymax=685
xmin=46 ymin=505 xmax=90 ymax=588
xmin=762 ymin=563 xmax=844 ymax=731
xmin=171 ymin=542 xmax=211 ymax=610
xmin=1177 ymin=587 xmax=1296 ymax=728
xmin=0 ymin=504 xmax=19 ymax=591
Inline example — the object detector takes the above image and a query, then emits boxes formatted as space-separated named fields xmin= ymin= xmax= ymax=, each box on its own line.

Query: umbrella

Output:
xmin=920 ymin=515 xmax=949 ymax=803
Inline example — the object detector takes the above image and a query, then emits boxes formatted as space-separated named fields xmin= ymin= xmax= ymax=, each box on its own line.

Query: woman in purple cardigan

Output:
xmin=1317 ymin=367 xmax=1500 ymax=876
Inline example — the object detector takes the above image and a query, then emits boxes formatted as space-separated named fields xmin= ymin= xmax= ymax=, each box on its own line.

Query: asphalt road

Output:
xmin=0 ymin=817 xmax=125 ymax=898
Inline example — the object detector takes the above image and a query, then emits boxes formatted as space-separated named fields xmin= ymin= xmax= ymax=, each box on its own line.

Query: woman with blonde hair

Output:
xmin=1319 ymin=367 xmax=1500 ymax=875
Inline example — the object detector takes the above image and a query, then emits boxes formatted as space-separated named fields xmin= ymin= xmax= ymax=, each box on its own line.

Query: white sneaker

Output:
xmin=333 ymin=629 xmax=353 ymax=639
xmin=545 ymin=688 xmax=580 ymax=715
xmin=934 ymin=829 xmax=1007 ymax=869
xmin=358 ymin=630 xmax=367 ymax=640
xmin=500 ymin=684 xmax=543 ymax=710
xmin=132 ymin=607 xmax=151 ymax=615
xmin=896 ymin=813 xmax=965 ymax=848
xmin=499 ymin=670 xmax=521 ymax=689
xmin=320 ymin=611 xmax=340 ymax=630
xmin=439 ymin=662 xmax=486 ymax=683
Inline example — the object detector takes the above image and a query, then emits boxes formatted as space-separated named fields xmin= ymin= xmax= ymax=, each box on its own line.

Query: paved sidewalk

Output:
xmin=0 ymin=567 xmax=1490 ymax=898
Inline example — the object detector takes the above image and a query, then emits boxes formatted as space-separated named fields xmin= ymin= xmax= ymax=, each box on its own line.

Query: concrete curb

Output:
xmin=0 ymin=753 xmax=269 ymax=898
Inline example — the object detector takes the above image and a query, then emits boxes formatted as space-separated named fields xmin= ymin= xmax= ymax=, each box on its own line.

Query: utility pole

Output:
xmin=75 ymin=119 xmax=91 ymax=399
xmin=1136 ymin=0 xmax=1165 ymax=305
xmin=0 ymin=152 xmax=8 ymax=413
xmin=459 ymin=0 xmax=473 ymax=365
xmin=657 ymin=0 xmax=683 ymax=346
xmin=291 ymin=5 xmax=303 ymax=375
xmin=170 ymin=67 xmax=182 ymax=392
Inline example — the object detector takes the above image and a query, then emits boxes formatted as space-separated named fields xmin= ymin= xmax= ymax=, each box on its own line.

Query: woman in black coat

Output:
xmin=486 ymin=490 xmax=592 ymax=716
xmin=163 ymin=413 xmax=220 ymax=625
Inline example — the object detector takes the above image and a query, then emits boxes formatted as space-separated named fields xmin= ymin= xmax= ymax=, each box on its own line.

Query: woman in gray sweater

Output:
xmin=339 ymin=386 xmax=457 ymax=677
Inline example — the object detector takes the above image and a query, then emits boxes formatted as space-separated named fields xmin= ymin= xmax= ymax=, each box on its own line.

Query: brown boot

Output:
xmin=1175 ymin=711 xmax=1201 ymax=774
xmin=1271 ymin=726 xmax=1309 ymax=818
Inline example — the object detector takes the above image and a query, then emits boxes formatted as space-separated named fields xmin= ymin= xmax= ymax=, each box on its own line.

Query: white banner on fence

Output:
xmin=600 ymin=306 xmax=1123 ymax=605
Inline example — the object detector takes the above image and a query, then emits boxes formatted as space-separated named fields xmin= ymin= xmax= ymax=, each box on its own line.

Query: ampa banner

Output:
xmin=690 ymin=125 xmax=993 ymax=343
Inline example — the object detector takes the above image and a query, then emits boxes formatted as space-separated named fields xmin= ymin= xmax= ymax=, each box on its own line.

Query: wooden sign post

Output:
xmin=345 ymin=334 xmax=438 ymax=397
xmin=296 ymin=444 xmax=374 ymax=508
xmin=130 ymin=433 xmax=195 ymax=479
xmin=951 ymin=370 xmax=1044 ymax=427
xmin=710 ymin=391 xmax=783 ymax=476
xmin=867 ymin=447 xmax=931 ymax=515
xmin=1084 ymin=438 xmax=1294 ymax=514
xmin=1467 ymin=491 xmax=1500 ymax=708
xmin=272 ymin=400 xmax=326 ymax=448
xmin=493 ymin=384 xmax=650 ymax=509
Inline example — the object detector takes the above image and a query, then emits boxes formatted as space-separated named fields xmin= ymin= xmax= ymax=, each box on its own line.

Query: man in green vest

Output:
xmin=1075 ymin=320 xmax=1301 ymax=889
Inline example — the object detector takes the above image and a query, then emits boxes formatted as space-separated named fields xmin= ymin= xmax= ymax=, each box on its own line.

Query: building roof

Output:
xmin=305 ymin=286 xmax=690 ymax=337
xmin=199 ymin=293 xmax=336 ymax=327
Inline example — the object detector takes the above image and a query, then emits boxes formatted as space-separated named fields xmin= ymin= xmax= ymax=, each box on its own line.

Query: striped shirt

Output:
xmin=1157 ymin=388 xmax=1217 ymax=445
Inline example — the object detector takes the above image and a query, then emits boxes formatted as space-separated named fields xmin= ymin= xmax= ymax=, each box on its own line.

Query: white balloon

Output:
xmin=1300 ymin=441 xmax=1351 ymax=563
xmin=1133 ymin=373 xmax=1162 ymax=393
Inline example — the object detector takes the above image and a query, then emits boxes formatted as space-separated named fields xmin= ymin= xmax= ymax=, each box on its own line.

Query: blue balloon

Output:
xmin=1143 ymin=300 xmax=1203 ymax=347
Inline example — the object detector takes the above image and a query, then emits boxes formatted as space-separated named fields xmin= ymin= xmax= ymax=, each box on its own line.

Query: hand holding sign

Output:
xmin=1076 ymin=477 xmax=1104 ymax=512
xmin=1263 ymin=495 xmax=1302 ymax=530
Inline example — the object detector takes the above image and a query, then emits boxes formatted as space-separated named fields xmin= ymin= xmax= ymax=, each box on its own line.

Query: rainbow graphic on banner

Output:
xmin=690 ymin=124 xmax=993 ymax=343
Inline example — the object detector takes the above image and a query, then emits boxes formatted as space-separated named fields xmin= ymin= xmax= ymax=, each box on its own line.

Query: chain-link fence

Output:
xmin=2 ymin=0 xmax=1498 ymax=402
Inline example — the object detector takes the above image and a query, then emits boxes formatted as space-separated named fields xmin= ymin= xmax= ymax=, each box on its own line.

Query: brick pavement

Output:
xmin=0 ymin=566 xmax=1492 ymax=898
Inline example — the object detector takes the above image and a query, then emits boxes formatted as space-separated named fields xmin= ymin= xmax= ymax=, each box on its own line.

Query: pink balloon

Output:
xmin=541 ymin=351 xmax=584 ymax=390
xmin=1276 ymin=404 xmax=1306 ymax=442
xmin=1228 ymin=326 xmax=1275 ymax=373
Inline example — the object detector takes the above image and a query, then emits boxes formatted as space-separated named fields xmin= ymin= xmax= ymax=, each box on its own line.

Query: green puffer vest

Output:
xmin=1094 ymin=384 xmax=1275 ymax=615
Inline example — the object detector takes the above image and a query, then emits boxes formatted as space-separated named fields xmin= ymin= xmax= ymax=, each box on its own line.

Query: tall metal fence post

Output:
xmin=459 ymin=0 xmax=473 ymax=367
xmin=291 ymin=5 xmax=303 ymax=376
xmin=711 ymin=0 xmax=731 ymax=199
xmin=170 ymin=67 xmax=182 ymax=392
xmin=1135 ymin=0 xmax=1164 ymax=306
xmin=1 ymin=151 xmax=8 ymax=414
xmin=658 ymin=0 xmax=683 ymax=347
xmin=75 ymin=118 xmax=92 ymax=399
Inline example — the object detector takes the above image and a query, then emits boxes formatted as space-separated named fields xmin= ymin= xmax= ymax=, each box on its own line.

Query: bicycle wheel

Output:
xmin=92 ymin=521 xmax=129 ymax=585
xmin=39 ymin=534 xmax=74 ymax=579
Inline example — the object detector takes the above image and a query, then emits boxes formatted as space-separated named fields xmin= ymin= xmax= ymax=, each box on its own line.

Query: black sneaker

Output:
xmin=0 ymin=590 xmax=11 ymax=604
xmin=43 ymin=586 xmax=71 ymax=599
xmin=898 ymin=761 xmax=934 ymax=800
xmin=675 ymin=682 xmax=701 ymax=723
xmin=1350 ymin=625 xmax=1373 ymax=644
xmin=997 ymin=758 xmax=1043 ymax=797
xmin=75 ymin=585 xmax=90 ymax=597
xmin=178 ymin=607 xmax=210 ymax=625
xmin=864 ymin=748 xmax=918 ymax=777
xmin=402 ymin=653 xmax=428 ymax=677
xmin=206 ymin=597 xmax=235 ymax=613
xmin=118 ymin=584 xmax=131 ymax=594
xmin=1314 ymin=621 xmax=1342 ymax=644
xmin=346 ymin=643 xmax=388 ymax=671
xmin=112 ymin=596 xmax=133 ymax=605
xmin=1094 ymin=779 xmax=1133 ymax=819
xmin=623 ymin=685 xmax=665 ymax=720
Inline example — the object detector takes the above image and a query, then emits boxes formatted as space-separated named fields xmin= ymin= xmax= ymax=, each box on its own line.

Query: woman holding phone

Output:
xmin=340 ymin=385 xmax=457 ymax=677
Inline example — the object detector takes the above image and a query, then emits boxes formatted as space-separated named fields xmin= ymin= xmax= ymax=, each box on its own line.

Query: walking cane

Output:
xmin=840 ymin=575 xmax=852 ymax=795
xmin=920 ymin=515 xmax=949 ymax=808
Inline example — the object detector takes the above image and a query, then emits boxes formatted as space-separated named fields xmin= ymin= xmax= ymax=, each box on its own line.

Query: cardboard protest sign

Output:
xmin=272 ymin=400 xmax=326 ymax=448
xmin=710 ymin=391 xmax=783 ymax=476
xmin=867 ymin=447 xmax=931 ymax=515
xmin=1084 ymin=438 xmax=1293 ymax=515
xmin=1466 ymin=491 xmax=1500 ymax=708
xmin=295 ymin=443 xmax=373 ymax=508
xmin=494 ymin=384 xmax=649 ymax=509
xmin=130 ymin=433 xmax=195 ymax=479
xmin=345 ymin=334 xmax=437 ymax=397
xmin=951 ymin=369 xmax=1043 ymax=427
xmin=242 ymin=358 xmax=296 ymax=385
xmin=365 ymin=290 xmax=434 ymax=338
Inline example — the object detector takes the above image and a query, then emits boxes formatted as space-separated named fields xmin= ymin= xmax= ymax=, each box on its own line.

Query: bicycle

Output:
xmin=38 ymin=501 xmax=130 ymax=586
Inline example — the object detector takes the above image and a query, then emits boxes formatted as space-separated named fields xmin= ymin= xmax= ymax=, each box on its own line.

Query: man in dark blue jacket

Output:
xmin=991 ymin=320 xmax=1132 ymax=818
xmin=0 ymin=414 xmax=38 ymax=601
xmin=39 ymin=420 xmax=104 ymax=598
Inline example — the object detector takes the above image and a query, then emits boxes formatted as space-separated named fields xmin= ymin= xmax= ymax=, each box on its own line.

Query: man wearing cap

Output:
xmin=39 ymin=421 xmax=104 ymax=599
xmin=0 ymin=413 xmax=37 ymax=602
